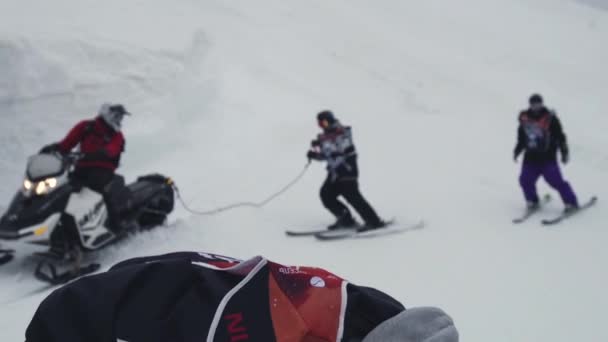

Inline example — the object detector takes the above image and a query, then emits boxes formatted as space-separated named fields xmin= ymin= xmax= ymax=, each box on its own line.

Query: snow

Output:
xmin=1 ymin=0 xmax=607 ymax=341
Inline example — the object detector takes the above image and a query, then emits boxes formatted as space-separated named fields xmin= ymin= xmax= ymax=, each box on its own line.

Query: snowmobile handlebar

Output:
xmin=63 ymin=152 xmax=85 ymax=162
xmin=45 ymin=151 xmax=83 ymax=161
xmin=37 ymin=151 xmax=84 ymax=166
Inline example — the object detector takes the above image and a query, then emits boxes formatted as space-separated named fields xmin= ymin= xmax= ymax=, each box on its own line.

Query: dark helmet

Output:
xmin=317 ymin=110 xmax=336 ymax=123
xmin=317 ymin=110 xmax=337 ymax=130
xmin=529 ymin=93 xmax=544 ymax=105
xmin=528 ymin=93 xmax=545 ymax=114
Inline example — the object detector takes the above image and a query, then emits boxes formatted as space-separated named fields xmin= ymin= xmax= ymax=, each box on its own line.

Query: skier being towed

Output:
xmin=307 ymin=110 xmax=386 ymax=231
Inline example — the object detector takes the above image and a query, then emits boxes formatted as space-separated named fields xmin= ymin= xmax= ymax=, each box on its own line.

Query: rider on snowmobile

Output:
xmin=40 ymin=103 xmax=131 ymax=234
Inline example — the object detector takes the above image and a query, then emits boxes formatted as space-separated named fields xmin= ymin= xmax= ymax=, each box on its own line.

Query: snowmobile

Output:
xmin=0 ymin=152 xmax=174 ymax=284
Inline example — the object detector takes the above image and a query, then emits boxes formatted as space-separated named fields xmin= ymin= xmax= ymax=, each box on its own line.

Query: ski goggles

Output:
xmin=318 ymin=119 xmax=330 ymax=129
xmin=529 ymin=102 xmax=544 ymax=111
xmin=109 ymin=104 xmax=131 ymax=116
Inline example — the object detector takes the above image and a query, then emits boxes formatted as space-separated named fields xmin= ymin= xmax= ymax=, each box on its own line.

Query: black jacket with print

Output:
xmin=310 ymin=125 xmax=359 ymax=181
xmin=25 ymin=252 xmax=404 ymax=342
xmin=514 ymin=108 xmax=568 ymax=164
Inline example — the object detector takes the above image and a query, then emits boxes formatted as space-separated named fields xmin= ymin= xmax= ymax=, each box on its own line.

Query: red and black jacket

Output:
xmin=26 ymin=252 xmax=404 ymax=342
xmin=58 ymin=117 xmax=125 ymax=171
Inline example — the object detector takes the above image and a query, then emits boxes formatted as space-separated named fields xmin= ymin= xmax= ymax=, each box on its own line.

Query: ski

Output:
xmin=314 ymin=219 xmax=424 ymax=241
xmin=541 ymin=196 xmax=598 ymax=226
xmin=285 ymin=222 xmax=362 ymax=236
xmin=285 ymin=227 xmax=345 ymax=237
xmin=512 ymin=194 xmax=551 ymax=224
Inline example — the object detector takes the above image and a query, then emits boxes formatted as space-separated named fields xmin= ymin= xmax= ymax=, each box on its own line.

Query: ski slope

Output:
xmin=1 ymin=0 xmax=607 ymax=341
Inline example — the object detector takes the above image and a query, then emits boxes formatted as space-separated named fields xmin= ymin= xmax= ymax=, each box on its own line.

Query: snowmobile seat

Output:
xmin=126 ymin=174 xmax=173 ymax=211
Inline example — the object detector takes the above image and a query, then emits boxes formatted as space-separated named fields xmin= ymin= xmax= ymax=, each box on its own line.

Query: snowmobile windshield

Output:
xmin=26 ymin=154 xmax=65 ymax=181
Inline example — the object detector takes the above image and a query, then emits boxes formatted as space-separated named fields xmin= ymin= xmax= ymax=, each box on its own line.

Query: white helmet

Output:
xmin=98 ymin=103 xmax=130 ymax=131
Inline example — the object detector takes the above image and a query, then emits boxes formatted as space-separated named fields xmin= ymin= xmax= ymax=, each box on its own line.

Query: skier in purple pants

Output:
xmin=514 ymin=94 xmax=579 ymax=213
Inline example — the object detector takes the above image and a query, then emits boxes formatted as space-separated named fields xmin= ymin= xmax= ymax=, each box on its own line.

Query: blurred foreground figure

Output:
xmin=26 ymin=251 xmax=458 ymax=342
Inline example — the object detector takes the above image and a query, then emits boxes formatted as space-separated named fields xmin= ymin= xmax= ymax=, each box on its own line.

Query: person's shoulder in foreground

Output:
xmin=26 ymin=251 xmax=458 ymax=342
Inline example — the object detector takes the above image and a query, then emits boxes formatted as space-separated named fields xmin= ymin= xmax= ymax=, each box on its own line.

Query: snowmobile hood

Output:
xmin=0 ymin=186 xmax=71 ymax=239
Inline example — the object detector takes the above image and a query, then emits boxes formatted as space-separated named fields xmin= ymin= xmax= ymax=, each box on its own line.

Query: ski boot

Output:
xmin=108 ymin=218 xmax=138 ymax=237
xmin=327 ymin=214 xmax=357 ymax=230
xmin=563 ymin=203 xmax=579 ymax=215
xmin=526 ymin=201 xmax=540 ymax=211
xmin=358 ymin=220 xmax=388 ymax=233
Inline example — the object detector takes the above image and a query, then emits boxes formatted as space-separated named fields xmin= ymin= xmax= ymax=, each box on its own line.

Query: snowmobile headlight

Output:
xmin=32 ymin=177 xmax=58 ymax=195
xmin=35 ymin=182 xmax=47 ymax=195
xmin=23 ymin=179 xmax=33 ymax=190
xmin=45 ymin=177 xmax=57 ymax=189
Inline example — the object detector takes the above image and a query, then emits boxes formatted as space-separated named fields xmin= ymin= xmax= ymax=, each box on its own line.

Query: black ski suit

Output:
xmin=309 ymin=124 xmax=382 ymax=226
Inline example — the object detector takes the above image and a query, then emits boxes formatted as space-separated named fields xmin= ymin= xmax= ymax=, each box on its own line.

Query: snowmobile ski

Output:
xmin=512 ymin=194 xmax=551 ymax=224
xmin=34 ymin=261 xmax=101 ymax=285
xmin=541 ymin=196 xmax=598 ymax=226
xmin=0 ymin=248 xmax=15 ymax=266
xmin=314 ymin=219 xmax=424 ymax=241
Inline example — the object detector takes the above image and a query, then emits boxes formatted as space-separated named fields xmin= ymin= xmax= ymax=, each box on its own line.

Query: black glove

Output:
xmin=561 ymin=151 xmax=569 ymax=164
xmin=560 ymin=143 xmax=570 ymax=164
xmin=513 ymin=144 xmax=525 ymax=163
xmin=307 ymin=150 xmax=320 ymax=161
xmin=311 ymin=139 xmax=320 ymax=147
xmin=39 ymin=143 xmax=60 ymax=154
